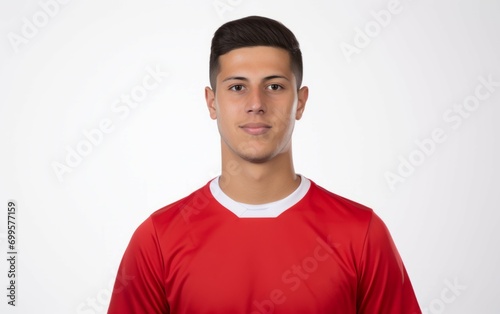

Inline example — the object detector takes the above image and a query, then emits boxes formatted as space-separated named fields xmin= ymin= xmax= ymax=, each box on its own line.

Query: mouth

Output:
xmin=239 ymin=123 xmax=272 ymax=135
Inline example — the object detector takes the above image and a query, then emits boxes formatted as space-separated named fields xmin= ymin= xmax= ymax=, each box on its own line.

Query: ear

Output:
xmin=295 ymin=86 xmax=309 ymax=120
xmin=205 ymin=86 xmax=217 ymax=120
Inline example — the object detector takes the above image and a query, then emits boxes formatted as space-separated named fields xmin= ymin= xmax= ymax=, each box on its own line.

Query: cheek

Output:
xmin=217 ymin=106 xmax=239 ymax=124
xmin=216 ymin=94 xmax=241 ymax=113
xmin=273 ymin=105 xmax=296 ymax=129
xmin=215 ymin=104 xmax=239 ymax=134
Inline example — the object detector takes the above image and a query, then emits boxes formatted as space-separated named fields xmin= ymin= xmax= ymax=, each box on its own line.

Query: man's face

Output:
xmin=205 ymin=46 xmax=308 ymax=164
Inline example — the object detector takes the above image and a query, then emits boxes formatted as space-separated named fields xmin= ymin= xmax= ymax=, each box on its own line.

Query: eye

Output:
xmin=267 ymin=84 xmax=283 ymax=91
xmin=229 ymin=85 xmax=245 ymax=92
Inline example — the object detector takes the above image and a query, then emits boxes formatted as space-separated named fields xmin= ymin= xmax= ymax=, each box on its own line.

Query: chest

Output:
xmin=163 ymin=217 xmax=359 ymax=313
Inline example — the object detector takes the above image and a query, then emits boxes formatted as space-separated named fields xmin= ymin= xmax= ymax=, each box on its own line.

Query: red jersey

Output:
xmin=108 ymin=176 xmax=421 ymax=313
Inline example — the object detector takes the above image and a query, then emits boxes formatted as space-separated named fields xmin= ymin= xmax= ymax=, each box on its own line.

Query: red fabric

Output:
xmin=108 ymin=179 xmax=421 ymax=314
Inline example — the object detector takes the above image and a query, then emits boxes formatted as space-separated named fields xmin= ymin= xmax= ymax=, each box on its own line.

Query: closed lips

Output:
xmin=240 ymin=123 xmax=272 ymax=135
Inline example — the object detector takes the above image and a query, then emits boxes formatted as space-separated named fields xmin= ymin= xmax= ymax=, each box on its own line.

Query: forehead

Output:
xmin=217 ymin=46 xmax=292 ymax=78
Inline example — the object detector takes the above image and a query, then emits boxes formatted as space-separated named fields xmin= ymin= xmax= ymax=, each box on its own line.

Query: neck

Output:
xmin=218 ymin=146 xmax=301 ymax=204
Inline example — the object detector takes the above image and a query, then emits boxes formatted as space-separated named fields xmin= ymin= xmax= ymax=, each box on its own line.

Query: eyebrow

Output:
xmin=222 ymin=75 xmax=290 ymax=83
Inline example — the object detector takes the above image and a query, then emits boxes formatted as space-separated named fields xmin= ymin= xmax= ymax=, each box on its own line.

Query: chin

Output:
xmin=240 ymin=154 xmax=273 ymax=164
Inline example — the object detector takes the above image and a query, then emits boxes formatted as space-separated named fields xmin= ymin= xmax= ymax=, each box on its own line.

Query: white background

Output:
xmin=1 ymin=0 xmax=499 ymax=313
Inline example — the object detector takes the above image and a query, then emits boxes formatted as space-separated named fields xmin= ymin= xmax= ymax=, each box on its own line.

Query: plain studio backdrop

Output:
xmin=0 ymin=0 xmax=499 ymax=313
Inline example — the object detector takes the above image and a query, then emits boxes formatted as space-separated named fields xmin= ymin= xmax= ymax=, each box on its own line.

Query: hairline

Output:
xmin=211 ymin=45 xmax=300 ymax=92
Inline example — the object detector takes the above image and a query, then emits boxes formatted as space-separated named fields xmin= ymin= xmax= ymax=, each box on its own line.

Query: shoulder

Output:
xmin=294 ymin=178 xmax=385 ymax=257
xmin=148 ymin=179 xmax=214 ymax=226
xmin=306 ymin=179 xmax=375 ymax=226
xmin=124 ymin=179 xmax=215 ymax=248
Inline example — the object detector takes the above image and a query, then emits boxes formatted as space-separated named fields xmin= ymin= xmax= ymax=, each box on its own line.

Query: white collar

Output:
xmin=209 ymin=175 xmax=311 ymax=218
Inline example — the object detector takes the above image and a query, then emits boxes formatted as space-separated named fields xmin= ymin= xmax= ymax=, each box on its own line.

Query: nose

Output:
xmin=246 ymin=88 xmax=266 ymax=114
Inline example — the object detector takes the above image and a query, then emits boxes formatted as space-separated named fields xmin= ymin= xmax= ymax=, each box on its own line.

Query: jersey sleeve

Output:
xmin=107 ymin=217 xmax=169 ymax=314
xmin=356 ymin=212 xmax=422 ymax=314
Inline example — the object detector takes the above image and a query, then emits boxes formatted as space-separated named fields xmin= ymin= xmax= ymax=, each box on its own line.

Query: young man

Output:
xmin=108 ymin=16 xmax=421 ymax=313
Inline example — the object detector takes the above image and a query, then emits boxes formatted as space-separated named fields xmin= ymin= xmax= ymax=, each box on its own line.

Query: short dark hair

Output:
xmin=209 ymin=15 xmax=303 ymax=90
